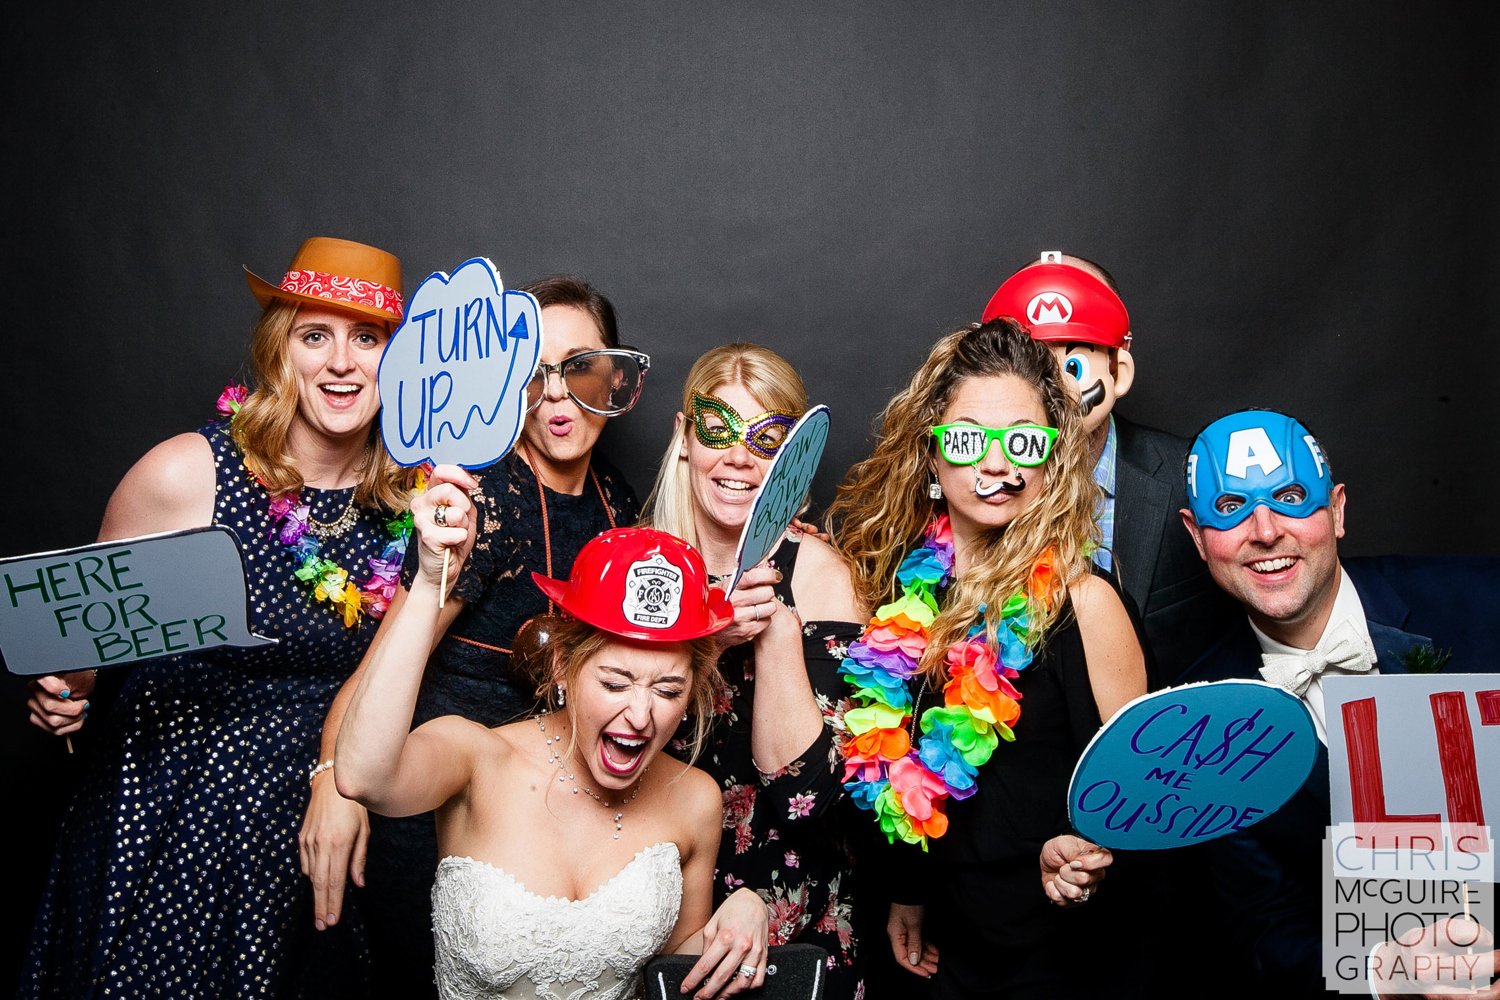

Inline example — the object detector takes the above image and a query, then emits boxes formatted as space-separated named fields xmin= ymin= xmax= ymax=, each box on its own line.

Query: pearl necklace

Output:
xmin=537 ymin=715 xmax=643 ymax=840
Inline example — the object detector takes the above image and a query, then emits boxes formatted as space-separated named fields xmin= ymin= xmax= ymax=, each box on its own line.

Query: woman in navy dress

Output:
xmin=23 ymin=237 xmax=413 ymax=998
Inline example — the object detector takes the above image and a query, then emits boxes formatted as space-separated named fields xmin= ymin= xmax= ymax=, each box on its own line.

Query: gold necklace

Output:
xmin=537 ymin=715 xmax=642 ymax=840
xmin=305 ymin=493 xmax=358 ymax=539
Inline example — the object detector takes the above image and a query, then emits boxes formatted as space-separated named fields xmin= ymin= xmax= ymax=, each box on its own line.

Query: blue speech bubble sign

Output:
xmin=0 ymin=527 xmax=277 ymax=675
xmin=1067 ymin=680 xmax=1317 ymax=850
xmin=730 ymin=405 xmax=830 ymax=587
xmin=377 ymin=257 xmax=543 ymax=469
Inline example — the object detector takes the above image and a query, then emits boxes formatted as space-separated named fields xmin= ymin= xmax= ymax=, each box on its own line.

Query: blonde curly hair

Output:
xmin=827 ymin=318 xmax=1100 ymax=681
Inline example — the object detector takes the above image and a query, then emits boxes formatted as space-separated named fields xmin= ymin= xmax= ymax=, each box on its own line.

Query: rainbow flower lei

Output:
xmin=839 ymin=514 xmax=1056 ymax=849
xmin=218 ymin=384 xmax=418 ymax=628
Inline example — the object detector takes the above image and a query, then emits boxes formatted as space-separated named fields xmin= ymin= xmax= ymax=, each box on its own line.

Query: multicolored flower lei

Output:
xmin=839 ymin=514 xmax=1056 ymax=849
xmin=217 ymin=384 xmax=418 ymax=628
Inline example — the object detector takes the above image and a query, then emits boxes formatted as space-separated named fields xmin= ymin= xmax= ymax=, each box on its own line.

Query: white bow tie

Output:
xmin=1259 ymin=619 xmax=1377 ymax=697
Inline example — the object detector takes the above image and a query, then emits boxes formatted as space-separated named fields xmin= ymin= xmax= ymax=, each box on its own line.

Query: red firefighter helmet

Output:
xmin=532 ymin=527 xmax=733 ymax=641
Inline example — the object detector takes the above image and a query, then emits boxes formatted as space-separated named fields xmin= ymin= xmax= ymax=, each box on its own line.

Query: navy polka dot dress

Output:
xmin=22 ymin=422 xmax=389 ymax=998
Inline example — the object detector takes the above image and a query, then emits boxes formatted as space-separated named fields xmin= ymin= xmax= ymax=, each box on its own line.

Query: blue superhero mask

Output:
xmin=1186 ymin=410 xmax=1331 ymax=530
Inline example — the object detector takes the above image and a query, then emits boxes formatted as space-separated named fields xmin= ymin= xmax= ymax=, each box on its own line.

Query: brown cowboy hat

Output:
xmin=243 ymin=236 xmax=404 ymax=324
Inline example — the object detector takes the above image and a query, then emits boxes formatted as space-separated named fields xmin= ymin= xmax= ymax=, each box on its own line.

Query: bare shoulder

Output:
xmin=1066 ymin=572 xmax=1127 ymax=622
xmin=788 ymin=533 xmax=863 ymax=620
xmin=789 ymin=533 xmax=850 ymax=578
xmin=1067 ymin=572 xmax=1146 ymax=719
xmin=1065 ymin=573 xmax=1140 ymax=652
xmin=415 ymin=713 xmax=505 ymax=758
xmin=664 ymin=761 xmax=724 ymax=841
xmin=100 ymin=432 xmax=216 ymax=540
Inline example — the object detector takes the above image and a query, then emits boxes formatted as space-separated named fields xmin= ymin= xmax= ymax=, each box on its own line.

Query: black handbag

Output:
xmin=642 ymin=944 xmax=828 ymax=1000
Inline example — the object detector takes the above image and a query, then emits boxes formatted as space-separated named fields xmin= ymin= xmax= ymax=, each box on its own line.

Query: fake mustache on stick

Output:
xmin=975 ymin=472 xmax=1026 ymax=497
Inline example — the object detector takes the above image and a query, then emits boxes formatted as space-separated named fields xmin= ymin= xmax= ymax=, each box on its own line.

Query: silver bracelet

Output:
xmin=309 ymin=759 xmax=335 ymax=782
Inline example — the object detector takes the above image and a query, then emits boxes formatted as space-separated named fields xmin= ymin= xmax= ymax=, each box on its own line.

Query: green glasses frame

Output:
xmin=929 ymin=423 xmax=1059 ymax=467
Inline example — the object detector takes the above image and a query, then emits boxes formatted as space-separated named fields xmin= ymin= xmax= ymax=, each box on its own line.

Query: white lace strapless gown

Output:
xmin=431 ymin=842 xmax=683 ymax=1000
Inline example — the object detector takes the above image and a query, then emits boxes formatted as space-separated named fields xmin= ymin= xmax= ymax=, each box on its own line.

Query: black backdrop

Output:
xmin=3 ymin=1 xmax=1496 ymax=983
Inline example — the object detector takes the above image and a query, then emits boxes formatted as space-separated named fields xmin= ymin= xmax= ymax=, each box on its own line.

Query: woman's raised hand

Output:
xmin=712 ymin=565 xmax=783 ymax=651
xmin=409 ymin=465 xmax=480 ymax=596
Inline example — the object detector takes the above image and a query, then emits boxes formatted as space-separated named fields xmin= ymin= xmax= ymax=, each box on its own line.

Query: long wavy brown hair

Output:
xmin=230 ymin=302 xmax=411 ymax=511
xmin=828 ymin=319 xmax=1100 ymax=681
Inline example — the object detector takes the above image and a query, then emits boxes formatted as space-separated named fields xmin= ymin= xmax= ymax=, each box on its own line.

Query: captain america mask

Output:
xmin=1185 ymin=410 xmax=1332 ymax=530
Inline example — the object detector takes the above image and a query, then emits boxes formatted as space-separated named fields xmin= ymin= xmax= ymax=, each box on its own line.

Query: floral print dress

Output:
xmin=692 ymin=534 xmax=865 ymax=1000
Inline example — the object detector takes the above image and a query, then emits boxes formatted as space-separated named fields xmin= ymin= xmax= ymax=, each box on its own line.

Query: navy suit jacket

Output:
xmin=1178 ymin=555 xmax=1500 ymax=993
xmin=1110 ymin=416 xmax=1239 ymax=688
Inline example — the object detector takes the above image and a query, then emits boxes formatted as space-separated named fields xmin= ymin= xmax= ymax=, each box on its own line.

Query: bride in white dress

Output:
xmin=338 ymin=470 xmax=758 ymax=1000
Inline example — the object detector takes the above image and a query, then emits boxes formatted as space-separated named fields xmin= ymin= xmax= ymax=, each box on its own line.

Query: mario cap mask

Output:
xmin=981 ymin=252 xmax=1130 ymax=349
xmin=1186 ymin=410 xmax=1332 ymax=531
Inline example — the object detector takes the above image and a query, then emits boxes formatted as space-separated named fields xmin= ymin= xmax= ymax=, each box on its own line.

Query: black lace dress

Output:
xmin=689 ymin=534 xmax=866 ymax=1000
xmin=23 ymin=421 xmax=391 ymax=998
xmin=361 ymin=451 xmax=638 ymax=999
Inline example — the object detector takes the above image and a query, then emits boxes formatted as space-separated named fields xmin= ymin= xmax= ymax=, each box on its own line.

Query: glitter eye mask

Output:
xmin=690 ymin=392 xmax=799 ymax=459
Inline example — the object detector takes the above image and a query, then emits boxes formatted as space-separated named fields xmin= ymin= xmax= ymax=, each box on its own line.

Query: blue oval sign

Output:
xmin=1068 ymin=680 xmax=1318 ymax=850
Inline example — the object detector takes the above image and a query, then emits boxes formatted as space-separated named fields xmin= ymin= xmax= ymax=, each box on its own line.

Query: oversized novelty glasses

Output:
xmin=930 ymin=423 xmax=1059 ymax=467
xmin=691 ymin=392 xmax=799 ymax=459
xmin=525 ymin=349 xmax=651 ymax=417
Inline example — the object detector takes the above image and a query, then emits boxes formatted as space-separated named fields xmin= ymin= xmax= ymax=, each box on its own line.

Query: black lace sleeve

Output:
xmin=399 ymin=457 xmax=530 ymax=606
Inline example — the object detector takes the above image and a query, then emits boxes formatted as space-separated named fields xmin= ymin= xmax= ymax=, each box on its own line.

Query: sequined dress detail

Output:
xmin=430 ymin=843 xmax=681 ymax=1000
xmin=23 ymin=421 xmax=389 ymax=998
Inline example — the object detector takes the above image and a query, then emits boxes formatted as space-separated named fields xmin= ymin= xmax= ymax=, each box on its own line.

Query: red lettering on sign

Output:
xmin=1341 ymin=697 xmax=1440 ymax=826
xmin=1477 ymin=689 xmax=1500 ymax=726
xmin=1429 ymin=692 xmax=1485 ymax=826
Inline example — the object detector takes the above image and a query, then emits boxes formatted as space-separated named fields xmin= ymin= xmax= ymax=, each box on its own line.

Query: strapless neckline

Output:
xmin=432 ymin=839 xmax=683 ymax=999
xmin=438 ymin=842 xmax=680 ymax=905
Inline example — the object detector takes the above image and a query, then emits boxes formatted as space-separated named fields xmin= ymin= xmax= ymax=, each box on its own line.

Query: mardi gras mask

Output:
xmin=690 ymin=392 xmax=799 ymax=459
xmin=1186 ymin=409 xmax=1332 ymax=530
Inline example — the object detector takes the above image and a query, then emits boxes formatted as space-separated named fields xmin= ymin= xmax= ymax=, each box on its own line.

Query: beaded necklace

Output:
xmin=838 ymin=514 xmax=1056 ymax=849
xmin=217 ymin=384 xmax=416 ymax=628
xmin=537 ymin=714 xmax=643 ymax=839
